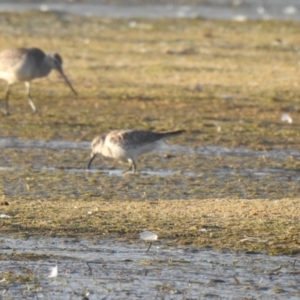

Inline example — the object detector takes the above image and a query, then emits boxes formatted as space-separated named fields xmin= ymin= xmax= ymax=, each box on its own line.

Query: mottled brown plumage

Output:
xmin=87 ymin=129 xmax=185 ymax=173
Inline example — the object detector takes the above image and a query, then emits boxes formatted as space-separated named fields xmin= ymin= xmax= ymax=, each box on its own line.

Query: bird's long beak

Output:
xmin=87 ymin=153 xmax=97 ymax=170
xmin=59 ymin=69 xmax=77 ymax=95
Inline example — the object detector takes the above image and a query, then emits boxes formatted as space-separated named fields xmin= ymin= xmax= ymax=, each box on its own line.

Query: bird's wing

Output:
xmin=108 ymin=130 xmax=163 ymax=147
xmin=0 ymin=48 xmax=29 ymax=70
xmin=27 ymin=48 xmax=46 ymax=66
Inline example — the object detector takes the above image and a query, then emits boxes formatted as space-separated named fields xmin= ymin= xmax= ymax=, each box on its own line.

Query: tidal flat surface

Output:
xmin=1 ymin=137 xmax=300 ymax=200
xmin=1 ymin=0 xmax=300 ymax=20
xmin=0 ymin=138 xmax=300 ymax=256
xmin=0 ymin=12 xmax=300 ymax=298
xmin=1 ymin=237 xmax=300 ymax=299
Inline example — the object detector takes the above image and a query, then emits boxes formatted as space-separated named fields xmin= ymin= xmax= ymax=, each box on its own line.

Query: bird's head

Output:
xmin=47 ymin=53 xmax=63 ymax=71
xmin=91 ymin=136 xmax=105 ymax=156
xmin=47 ymin=53 xmax=77 ymax=95
xmin=87 ymin=136 xmax=105 ymax=170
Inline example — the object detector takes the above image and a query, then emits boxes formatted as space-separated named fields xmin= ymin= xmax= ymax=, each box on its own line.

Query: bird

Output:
xmin=0 ymin=47 xmax=77 ymax=115
xmin=87 ymin=129 xmax=185 ymax=173
xmin=139 ymin=231 xmax=158 ymax=252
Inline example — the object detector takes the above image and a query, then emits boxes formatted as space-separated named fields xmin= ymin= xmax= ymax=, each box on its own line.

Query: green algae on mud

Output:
xmin=1 ymin=196 xmax=300 ymax=256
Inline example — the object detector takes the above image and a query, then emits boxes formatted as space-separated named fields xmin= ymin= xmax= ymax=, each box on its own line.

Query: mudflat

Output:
xmin=0 ymin=12 xmax=299 ymax=256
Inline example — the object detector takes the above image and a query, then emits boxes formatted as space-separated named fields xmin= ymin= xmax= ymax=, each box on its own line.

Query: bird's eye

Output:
xmin=53 ymin=54 xmax=63 ymax=66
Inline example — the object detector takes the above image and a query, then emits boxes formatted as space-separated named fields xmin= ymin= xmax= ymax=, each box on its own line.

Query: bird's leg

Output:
xmin=25 ymin=82 xmax=36 ymax=114
xmin=123 ymin=159 xmax=136 ymax=174
xmin=2 ymin=84 xmax=11 ymax=115
xmin=146 ymin=242 xmax=153 ymax=253
xmin=122 ymin=161 xmax=133 ymax=174
xmin=132 ymin=160 xmax=137 ymax=174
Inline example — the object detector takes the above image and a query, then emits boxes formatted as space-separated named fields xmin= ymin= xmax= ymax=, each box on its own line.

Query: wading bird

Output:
xmin=87 ymin=129 xmax=185 ymax=173
xmin=139 ymin=231 xmax=158 ymax=252
xmin=0 ymin=47 xmax=77 ymax=114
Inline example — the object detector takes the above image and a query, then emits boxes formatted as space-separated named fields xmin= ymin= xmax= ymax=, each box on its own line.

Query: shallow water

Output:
xmin=0 ymin=0 xmax=299 ymax=20
xmin=2 ymin=137 xmax=300 ymax=159
xmin=1 ymin=236 xmax=299 ymax=299
xmin=1 ymin=137 xmax=300 ymax=200
xmin=1 ymin=139 xmax=299 ymax=297
xmin=0 ymin=138 xmax=90 ymax=150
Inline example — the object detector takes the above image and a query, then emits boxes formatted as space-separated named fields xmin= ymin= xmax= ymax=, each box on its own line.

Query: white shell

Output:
xmin=48 ymin=265 xmax=58 ymax=278
xmin=139 ymin=231 xmax=158 ymax=241
xmin=281 ymin=113 xmax=293 ymax=124
xmin=0 ymin=214 xmax=12 ymax=218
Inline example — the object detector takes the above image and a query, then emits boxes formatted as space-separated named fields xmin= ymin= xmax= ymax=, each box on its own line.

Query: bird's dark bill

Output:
xmin=87 ymin=154 xmax=97 ymax=170
xmin=59 ymin=70 xmax=77 ymax=95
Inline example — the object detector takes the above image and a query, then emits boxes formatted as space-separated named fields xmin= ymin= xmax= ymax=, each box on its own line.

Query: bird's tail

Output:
xmin=162 ymin=130 xmax=186 ymax=138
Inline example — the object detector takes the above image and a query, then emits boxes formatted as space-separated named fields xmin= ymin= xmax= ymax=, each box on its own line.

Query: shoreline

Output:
xmin=0 ymin=1 xmax=299 ymax=21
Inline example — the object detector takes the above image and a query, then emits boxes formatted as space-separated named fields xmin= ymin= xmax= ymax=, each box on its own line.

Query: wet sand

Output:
xmin=0 ymin=0 xmax=299 ymax=20
xmin=0 ymin=10 xmax=300 ymax=299
xmin=1 ymin=237 xmax=300 ymax=299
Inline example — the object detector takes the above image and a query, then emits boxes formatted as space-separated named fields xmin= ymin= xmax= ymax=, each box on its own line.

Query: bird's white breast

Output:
xmin=104 ymin=138 xmax=162 ymax=160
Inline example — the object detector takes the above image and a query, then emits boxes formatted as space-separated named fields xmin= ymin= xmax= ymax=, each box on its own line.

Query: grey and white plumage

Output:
xmin=0 ymin=47 xmax=77 ymax=114
xmin=87 ymin=129 xmax=185 ymax=173
xmin=139 ymin=231 xmax=158 ymax=252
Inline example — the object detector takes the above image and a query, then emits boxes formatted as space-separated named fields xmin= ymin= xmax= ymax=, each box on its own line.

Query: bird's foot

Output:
xmin=122 ymin=169 xmax=133 ymax=174
xmin=31 ymin=107 xmax=37 ymax=114
xmin=1 ymin=109 xmax=10 ymax=116
xmin=122 ymin=168 xmax=137 ymax=175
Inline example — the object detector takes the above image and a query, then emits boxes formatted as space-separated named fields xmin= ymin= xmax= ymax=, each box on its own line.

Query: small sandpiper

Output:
xmin=87 ymin=129 xmax=185 ymax=173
